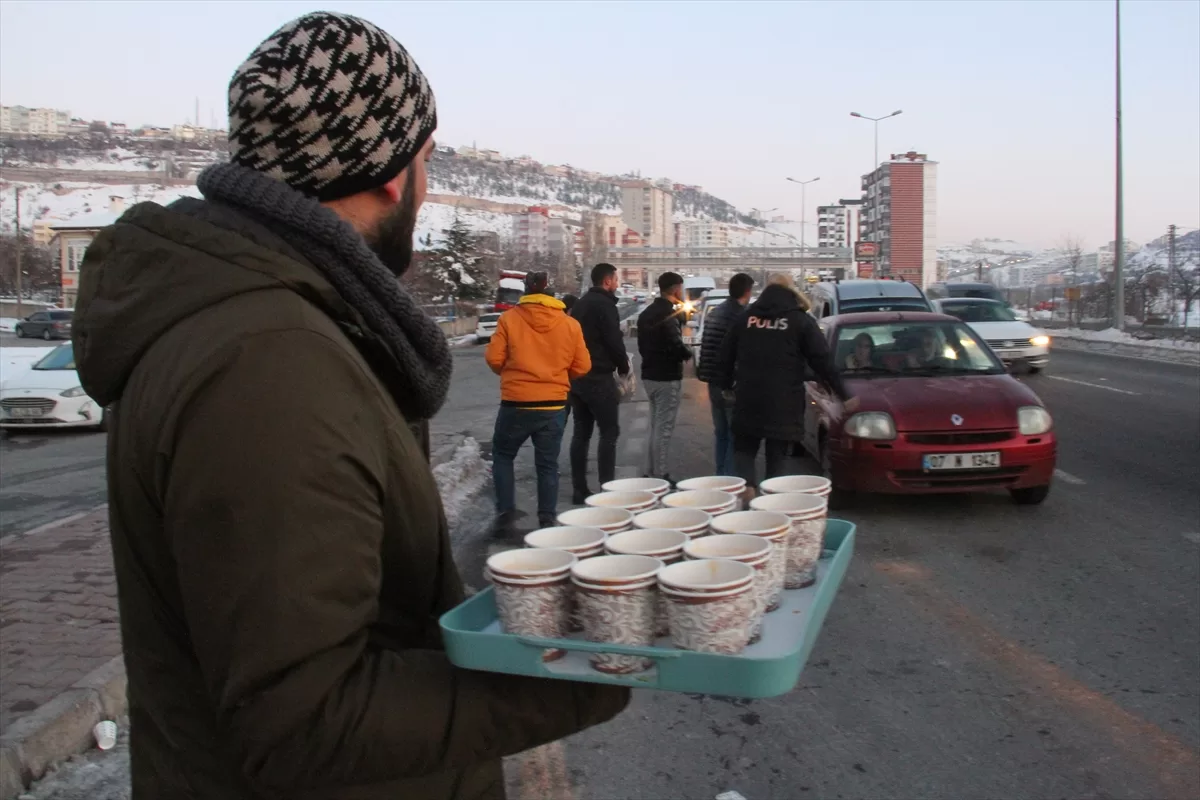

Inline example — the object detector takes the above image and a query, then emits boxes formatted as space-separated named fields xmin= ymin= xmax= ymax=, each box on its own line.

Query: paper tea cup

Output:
xmin=749 ymin=492 xmax=828 ymax=589
xmin=659 ymin=559 xmax=757 ymax=655
xmin=710 ymin=510 xmax=791 ymax=612
xmin=605 ymin=529 xmax=689 ymax=637
xmin=661 ymin=489 xmax=739 ymax=517
xmin=633 ymin=507 xmax=713 ymax=538
xmin=682 ymin=533 xmax=772 ymax=643
xmin=571 ymin=554 xmax=663 ymax=674
xmin=759 ymin=474 xmax=832 ymax=498
xmin=93 ymin=720 xmax=118 ymax=751
xmin=675 ymin=476 xmax=748 ymax=495
xmin=486 ymin=548 xmax=577 ymax=661
xmin=586 ymin=490 xmax=659 ymax=514
xmin=524 ymin=526 xmax=607 ymax=559
xmin=603 ymin=477 xmax=671 ymax=498
xmin=557 ymin=506 xmax=635 ymax=534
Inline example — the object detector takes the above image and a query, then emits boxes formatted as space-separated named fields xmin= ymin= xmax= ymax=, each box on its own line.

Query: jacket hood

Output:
xmin=748 ymin=283 xmax=801 ymax=317
xmin=72 ymin=199 xmax=361 ymax=407
xmin=514 ymin=295 xmax=570 ymax=333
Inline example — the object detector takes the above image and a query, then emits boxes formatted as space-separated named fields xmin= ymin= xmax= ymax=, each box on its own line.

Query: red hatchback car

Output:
xmin=802 ymin=312 xmax=1056 ymax=506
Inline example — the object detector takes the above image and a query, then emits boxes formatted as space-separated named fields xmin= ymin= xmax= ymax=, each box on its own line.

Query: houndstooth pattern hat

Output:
xmin=227 ymin=11 xmax=437 ymax=201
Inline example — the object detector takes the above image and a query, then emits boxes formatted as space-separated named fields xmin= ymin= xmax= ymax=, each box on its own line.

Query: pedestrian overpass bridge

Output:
xmin=604 ymin=246 xmax=854 ymax=281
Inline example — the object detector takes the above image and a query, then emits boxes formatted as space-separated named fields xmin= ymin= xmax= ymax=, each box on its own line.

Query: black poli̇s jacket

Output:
xmin=717 ymin=283 xmax=848 ymax=441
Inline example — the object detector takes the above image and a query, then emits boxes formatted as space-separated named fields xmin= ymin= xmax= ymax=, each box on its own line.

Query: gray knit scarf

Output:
xmin=196 ymin=161 xmax=452 ymax=420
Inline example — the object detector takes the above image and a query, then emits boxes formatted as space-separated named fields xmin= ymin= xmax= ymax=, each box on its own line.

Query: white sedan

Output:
xmin=933 ymin=298 xmax=1050 ymax=373
xmin=0 ymin=343 xmax=106 ymax=430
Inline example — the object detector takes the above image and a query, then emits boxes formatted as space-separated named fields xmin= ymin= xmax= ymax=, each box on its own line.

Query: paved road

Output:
xmin=18 ymin=345 xmax=1200 ymax=799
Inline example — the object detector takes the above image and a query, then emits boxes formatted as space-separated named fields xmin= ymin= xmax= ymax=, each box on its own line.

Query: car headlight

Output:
xmin=60 ymin=386 xmax=88 ymax=398
xmin=1029 ymin=335 xmax=1050 ymax=347
xmin=844 ymin=412 xmax=896 ymax=440
xmin=1018 ymin=406 xmax=1052 ymax=435
xmin=681 ymin=301 xmax=695 ymax=313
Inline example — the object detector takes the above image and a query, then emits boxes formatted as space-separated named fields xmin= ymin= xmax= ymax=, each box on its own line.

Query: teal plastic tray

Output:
xmin=440 ymin=519 xmax=855 ymax=698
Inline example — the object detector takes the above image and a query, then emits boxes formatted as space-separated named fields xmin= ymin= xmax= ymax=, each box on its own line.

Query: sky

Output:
xmin=1 ymin=0 xmax=1198 ymax=251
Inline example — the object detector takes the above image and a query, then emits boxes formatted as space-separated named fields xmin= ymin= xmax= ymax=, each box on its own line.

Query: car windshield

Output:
xmin=835 ymin=321 xmax=1003 ymax=376
xmin=33 ymin=343 xmax=77 ymax=371
xmin=495 ymin=287 xmax=522 ymax=305
xmin=941 ymin=301 xmax=1018 ymax=323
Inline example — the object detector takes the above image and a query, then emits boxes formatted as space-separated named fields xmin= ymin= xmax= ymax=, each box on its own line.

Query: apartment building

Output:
xmin=620 ymin=181 xmax=674 ymax=248
xmin=48 ymin=197 xmax=126 ymax=307
xmin=860 ymin=151 xmax=939 ymax=286
xmin=1 ymin=105 xmax=71 ymax=137
xmin=676 ymin=220 xmax=730 ymax=249
xmin=512 ymin=207 xmax=579 ymax=258
xmin=816 ymin=205 xmax=849 ymax=250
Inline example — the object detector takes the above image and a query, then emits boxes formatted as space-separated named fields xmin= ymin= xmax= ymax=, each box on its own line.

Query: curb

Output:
xmin=0 ymin=504 xmax=108 ymax=549
xmin=1052 ymin=335 xmax=1200 ymax=366
xmin=0 ymin=656 xmax=126 ymax=800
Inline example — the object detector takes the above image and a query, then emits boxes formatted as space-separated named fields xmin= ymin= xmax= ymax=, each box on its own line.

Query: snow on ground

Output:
xmin=19 ymin=721 xmax=130 ymax=800
xmin=450 ymin=333 xmax=480 ymax=348
xmin=432 ymin=437 xmax=491 ymax=528
xmin=1056 ymin=327 xmax=1200 ymax=351
xmin=0 ymin=181 xmax=202 ymax=229
xmin=0 ymin=317 xmax=19 ymax=331
xmin=9 ymin=147 xmax=160 ymax=173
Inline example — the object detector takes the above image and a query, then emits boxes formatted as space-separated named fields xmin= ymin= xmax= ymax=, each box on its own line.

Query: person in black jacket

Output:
xmin=568 ymin=263 xmax=631 ymax=503
xmin=717 ymin=273 xmax=854 ymax=491
xmin=697 ymin=272 xmax=754 ymax=476
xmin=636 ymin=271 xmax=693 ymax=482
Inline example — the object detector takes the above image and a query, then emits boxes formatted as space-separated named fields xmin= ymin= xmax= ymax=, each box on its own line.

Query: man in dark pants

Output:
xmin=696 ymin=272 xmax=754 ymax=476
xmin=637 ymin=271 xmax=693 ymax=483
xmin=568 ymin=263 xmax=630 ymax=504
xmin=717 ymin=273 xmax=854 ymax=494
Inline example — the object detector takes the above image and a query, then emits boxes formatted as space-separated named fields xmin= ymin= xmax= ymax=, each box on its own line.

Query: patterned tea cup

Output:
xmin=759 ymin=474 xmax=833 ymax=498
xmin=710 ymin=510 xmax=791 ymax=612
xmin=486 ymin=547 xmax=577 ymax=662
xmin=661 ymin=489 xmax=739 ymax=517
xmin=524 ymin=526 xmax=608 ymax=632
xmin=585 ymin=490 xmax=659 ymax=514
xmin=603 ymin=477 xmax=672 ymax=499
xmin=633 ymin=507 xmax=713 ymax=539
xmin=683 ymin=533 xmax=772 ymax=643
xmin=675 ymin=476 xmax=748 ymax=494
xmin=605 ymin=529 xmax=689 ymax=637
xmin=557 ymin=506 xmax=635 ymax=534
xmin=571 ymin=554 xmax=663 ymax=674
xmin=658 ymin=559 xmax=757 ymax=655
xmin=749 ymin=492 xmax=829 ymax=589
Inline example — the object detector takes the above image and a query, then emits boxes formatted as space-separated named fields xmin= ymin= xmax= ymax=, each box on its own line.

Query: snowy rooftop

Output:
xmin=48 ymin=211 xmax=123 ymax=230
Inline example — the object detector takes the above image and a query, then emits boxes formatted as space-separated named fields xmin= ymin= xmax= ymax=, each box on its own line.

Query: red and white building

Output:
xmin=859 ymin=151 xmax=938 ymax=286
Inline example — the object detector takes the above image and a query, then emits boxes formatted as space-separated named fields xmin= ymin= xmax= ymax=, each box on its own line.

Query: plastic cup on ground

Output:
xmin=93 ymin=720 xmax=118 ymax=751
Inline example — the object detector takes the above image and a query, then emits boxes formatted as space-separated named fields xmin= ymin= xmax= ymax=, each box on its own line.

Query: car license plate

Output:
xmin=996 ymin=350 xmax=1021 ymax=359
xmin=7 ymin=407 xmax=44 ymax=418
xmin=923 ymin=451 xmax=1000 ymax=471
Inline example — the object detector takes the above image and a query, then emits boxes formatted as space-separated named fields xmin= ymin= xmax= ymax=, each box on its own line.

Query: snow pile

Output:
xmin=1056 ymin=327 xmax=1200 ymax=352
xmin=0 ymin=317 xmax=18 ymax=331
xmin=21 ymin=721 xmax=130 ymax=800
xmin=432 ymin=437 xmax=491 ymax=527
xmin=450 ymin=334 xmax=480 ymax=348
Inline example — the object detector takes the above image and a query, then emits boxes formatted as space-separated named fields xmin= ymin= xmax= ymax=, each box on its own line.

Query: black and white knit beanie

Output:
xmin=227 ymin=11 xmax=437 ymax=202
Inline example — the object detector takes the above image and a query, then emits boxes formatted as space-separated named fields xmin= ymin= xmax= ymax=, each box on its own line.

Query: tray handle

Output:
xmin=513 ymin=635 xmax=685 ymax=659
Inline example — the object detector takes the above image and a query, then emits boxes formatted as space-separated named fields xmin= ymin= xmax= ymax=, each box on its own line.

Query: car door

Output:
xmin=26 ymin=312 xmax=48 ymax=336
xmin=802 ymin=321 xmax=834 ymax=458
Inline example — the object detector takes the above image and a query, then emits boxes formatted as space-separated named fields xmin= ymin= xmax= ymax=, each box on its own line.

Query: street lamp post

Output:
xmin=1113 ymin=0 xmax=1125 ymax=330
xmin=785 ymin=177 xmax=820 ymax=266
xmin=850 ymin=109 xmax=902 ymax=276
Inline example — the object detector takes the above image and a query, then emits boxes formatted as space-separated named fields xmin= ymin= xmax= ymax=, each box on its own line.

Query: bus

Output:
xmin=494 ymin=270 xmax=527 ymax=311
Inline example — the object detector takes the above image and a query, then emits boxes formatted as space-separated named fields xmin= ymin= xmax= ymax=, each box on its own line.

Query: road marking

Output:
xmin=1046 ymin=375 xmax=1140 ymax=395
xmin=1053 ymin=469 xmax=1086 ymax=485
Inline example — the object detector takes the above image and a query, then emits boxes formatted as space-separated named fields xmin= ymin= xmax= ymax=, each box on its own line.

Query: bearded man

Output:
xmin=71 ymin=12 xmax=627 ymax=799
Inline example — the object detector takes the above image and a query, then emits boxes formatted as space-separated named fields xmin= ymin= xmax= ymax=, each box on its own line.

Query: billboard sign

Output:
xmin=854 ymin=241 xmax=879 ymax=261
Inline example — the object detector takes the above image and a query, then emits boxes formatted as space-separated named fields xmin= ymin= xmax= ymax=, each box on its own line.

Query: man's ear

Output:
xmin=380 ymin=170 xmax=406 ymax=203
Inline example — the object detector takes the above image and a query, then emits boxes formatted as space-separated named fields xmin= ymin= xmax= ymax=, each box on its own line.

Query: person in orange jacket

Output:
xmin=486 ymin=272 xmax=591 ymax=534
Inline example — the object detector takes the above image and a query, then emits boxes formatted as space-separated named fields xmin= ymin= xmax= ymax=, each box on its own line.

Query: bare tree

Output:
xmin=1174 ymin=261 xmax=1199 ymax=330
xmin=1061 ymin=237 xmax=1084 ymax=326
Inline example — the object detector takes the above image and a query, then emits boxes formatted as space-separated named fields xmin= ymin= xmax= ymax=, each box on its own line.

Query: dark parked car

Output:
xmin=14 ymin=310 xmax=74 ymax=340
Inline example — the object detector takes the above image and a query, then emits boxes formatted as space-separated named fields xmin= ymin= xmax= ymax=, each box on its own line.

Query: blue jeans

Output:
xmin=492 ymin=406 xmax=567 ymax=519
xmin=708 ymin=383 xmax=736 ymax=476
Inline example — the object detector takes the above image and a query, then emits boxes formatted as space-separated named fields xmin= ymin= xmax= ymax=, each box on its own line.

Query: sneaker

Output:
xmin=571 ymin=488 xmax=594 ymax=505
xmin=538 ymin=515 xmax=557 ymax=529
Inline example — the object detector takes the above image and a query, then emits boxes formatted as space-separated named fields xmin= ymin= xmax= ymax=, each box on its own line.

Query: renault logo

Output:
xmin=951 ymin=414 xmax=964 ymax=426
xmin=1003 ymin=341 xmax=1014 ymax=348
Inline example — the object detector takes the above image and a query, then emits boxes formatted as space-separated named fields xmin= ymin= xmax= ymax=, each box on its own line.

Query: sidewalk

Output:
xmin=0 ymin=508 xmax=124 ymax=797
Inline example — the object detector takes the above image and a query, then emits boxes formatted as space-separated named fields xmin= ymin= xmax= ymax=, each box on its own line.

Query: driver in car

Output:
xmin=907 ymin=328 xmax=949 ymax=368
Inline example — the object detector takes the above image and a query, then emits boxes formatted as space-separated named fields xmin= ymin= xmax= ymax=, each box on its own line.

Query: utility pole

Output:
xmin=850 ymin=110 xmax=902 ymax=277
xmin=14 ymin=187 xmax=23 ymax=321
xmin=1113 ymin=0 xmax=1126 ymax=330
xmin=1167 ymin=223 xmax=1177 ymax=324
xmin=976 ymin=260 xmax=984 ymax=282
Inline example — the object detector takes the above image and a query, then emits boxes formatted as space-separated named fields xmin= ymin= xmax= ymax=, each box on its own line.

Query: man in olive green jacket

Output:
xmin=72 ymin=12 xmax=626 ymax=800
